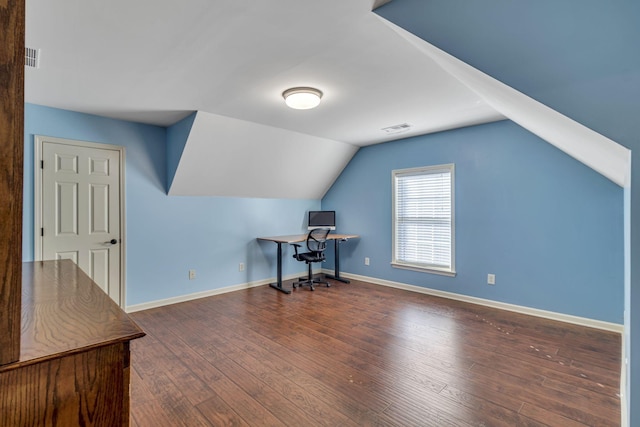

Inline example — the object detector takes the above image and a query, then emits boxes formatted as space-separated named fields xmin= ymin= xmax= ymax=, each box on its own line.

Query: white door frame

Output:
xmin=34 ymin=135 xmax=127 ymax=308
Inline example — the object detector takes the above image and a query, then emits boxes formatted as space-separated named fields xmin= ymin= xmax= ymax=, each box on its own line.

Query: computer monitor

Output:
xmin=308 ymin=210 xmax=336 ymax=230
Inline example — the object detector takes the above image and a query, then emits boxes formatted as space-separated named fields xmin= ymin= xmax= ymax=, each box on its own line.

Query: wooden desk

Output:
xmin=0 ymin=260 xmax=145 ymax=426
xmin=258 ymin=233 xmax=359 ymax=294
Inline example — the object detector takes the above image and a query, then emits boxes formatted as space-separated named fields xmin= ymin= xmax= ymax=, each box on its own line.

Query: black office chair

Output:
xmin=291 ymin=228 xmax=331 ymax=291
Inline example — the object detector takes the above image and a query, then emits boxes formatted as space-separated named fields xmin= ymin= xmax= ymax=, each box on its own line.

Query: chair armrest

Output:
xmin=291 ymin=242 xmax=301 ymax=257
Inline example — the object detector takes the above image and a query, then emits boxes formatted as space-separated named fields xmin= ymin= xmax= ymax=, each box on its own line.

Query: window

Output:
xmin=392 ymin=164 xmax=455 ymax=276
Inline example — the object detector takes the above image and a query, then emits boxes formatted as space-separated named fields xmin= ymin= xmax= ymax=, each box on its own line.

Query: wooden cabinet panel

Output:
xmin=0 ymin=343 xmax=129 ymax=426
xmin=0 ymin=261 xmax=144 ymax=426
xmin=0 ymin=0 xmax=25 ymax=366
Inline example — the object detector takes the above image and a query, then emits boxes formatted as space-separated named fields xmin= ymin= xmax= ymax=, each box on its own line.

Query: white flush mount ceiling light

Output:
xmin=282 ymin=87 xmax=323 ymax=110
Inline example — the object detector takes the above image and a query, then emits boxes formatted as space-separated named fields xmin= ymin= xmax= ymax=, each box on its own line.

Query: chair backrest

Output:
xmin=307 ymin=228 xmax=330 ymax=253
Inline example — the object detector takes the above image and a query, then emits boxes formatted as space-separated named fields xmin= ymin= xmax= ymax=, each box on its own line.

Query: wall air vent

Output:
xmin=382 ymin=123 xmax=412 ymax=135
xmin=25 ymin=47 xmax=40 ymax=68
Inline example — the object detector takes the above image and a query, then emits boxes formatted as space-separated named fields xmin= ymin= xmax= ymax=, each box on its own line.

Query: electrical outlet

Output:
xmin=239 ymin=262 xmax=245 ymax=272
xmin=189 ymin=269 xmax=196 ymax=280
xmin=364 ymin=257 xmax=370 ymax=266
xmin=487 ymin=273 xmax=495 ymax=285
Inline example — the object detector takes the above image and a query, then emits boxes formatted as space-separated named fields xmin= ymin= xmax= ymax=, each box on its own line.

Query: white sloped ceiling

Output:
xmin=168 ymin=111 xmax=359 ymax=199
xmin=25 ymin=0 xmax=506 ymax=200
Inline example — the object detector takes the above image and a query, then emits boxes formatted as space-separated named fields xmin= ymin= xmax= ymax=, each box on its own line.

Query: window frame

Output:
xmin=391 ymin=164 xmax=456 ymax=277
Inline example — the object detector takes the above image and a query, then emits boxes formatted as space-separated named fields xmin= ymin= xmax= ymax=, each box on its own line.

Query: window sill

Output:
xmin=391 ymin=262 xmax=456 ymax=277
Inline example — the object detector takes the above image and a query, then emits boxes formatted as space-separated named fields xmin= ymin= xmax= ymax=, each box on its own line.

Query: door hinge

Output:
xmin=40 ymin=160 xmax=44 ymax=169
xmin=40 ymin=228 xmax=44 ymax=237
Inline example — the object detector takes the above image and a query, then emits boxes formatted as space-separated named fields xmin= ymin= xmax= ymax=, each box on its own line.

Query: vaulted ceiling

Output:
xmin=25 ymin=0 xmax=633 ymax=198
xmin=24 ymin=0 xmax=506 ymax=198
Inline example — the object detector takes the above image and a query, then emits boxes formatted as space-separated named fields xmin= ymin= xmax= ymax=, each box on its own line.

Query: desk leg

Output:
xmin=269 ymin=242 xmax=291 ymax=294
xmin=324 ymin=238 xmax=351 ymax=284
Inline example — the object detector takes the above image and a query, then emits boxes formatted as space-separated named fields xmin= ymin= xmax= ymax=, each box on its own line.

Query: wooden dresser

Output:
xmin=0 ymin=260 xmax=145 ymax=426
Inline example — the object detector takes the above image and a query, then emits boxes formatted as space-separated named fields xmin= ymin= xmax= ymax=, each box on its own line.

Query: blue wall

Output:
xmin=323 ymin=120 xmax=624 ymax=323
xmin=376 ymin=2 xmax=639 ymax=421
xmin=166 ymin=112 xmax=196 ymax=191
xmin=23 ymin=103 xmax=317 ymax=307
xmin=23 ymin=107 xmax=625 ymax=321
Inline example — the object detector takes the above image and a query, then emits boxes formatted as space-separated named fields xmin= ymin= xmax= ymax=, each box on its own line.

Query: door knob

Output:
xmin=105 ymin=239 xmax=118 ymax=245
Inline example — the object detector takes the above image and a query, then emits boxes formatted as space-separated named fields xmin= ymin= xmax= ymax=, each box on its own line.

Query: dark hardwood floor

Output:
xmin=129 ymin=278 xmax=621 ymax=426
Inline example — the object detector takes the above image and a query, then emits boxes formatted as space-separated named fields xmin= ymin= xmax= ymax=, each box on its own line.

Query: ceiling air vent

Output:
xmin=25 ymin=47 xmax=40 ymax=68
xmin=382 ymin=123 xmax=412 ymax=135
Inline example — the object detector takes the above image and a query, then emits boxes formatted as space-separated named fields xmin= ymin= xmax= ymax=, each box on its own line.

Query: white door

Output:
xmin=36 ymin=136 xmax=125 ymax=306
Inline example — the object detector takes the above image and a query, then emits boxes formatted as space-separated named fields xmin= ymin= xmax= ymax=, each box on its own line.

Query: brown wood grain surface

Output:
xmin=130 ymin=278 xmax=621 ymax=426
xmin=0 ymin=343 xmax=128 ymax=426
xmin=0 ymin=0 xmax=25 ymax=366
xmin=0 ymin=261 xmax=145 ymax=426
xmin=14 ymin=260 xmax=145 ymax=366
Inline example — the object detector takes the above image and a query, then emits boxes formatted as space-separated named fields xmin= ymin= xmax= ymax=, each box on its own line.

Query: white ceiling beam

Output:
xmin=377 ymin=15 xmax=631 ymax=188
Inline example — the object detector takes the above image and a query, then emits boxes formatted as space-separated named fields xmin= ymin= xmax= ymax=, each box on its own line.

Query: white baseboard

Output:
xmin=125 ymin=272 xmax=306 ymax=313
xmin=324 ymin=269 xmax=624 ymax=334
xmin=127 ymin=268 xmax=623 ymax=334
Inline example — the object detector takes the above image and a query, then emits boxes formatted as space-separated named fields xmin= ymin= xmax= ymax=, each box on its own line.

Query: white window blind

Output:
xmin=392 ymin=164 xmax=455 ymax=275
